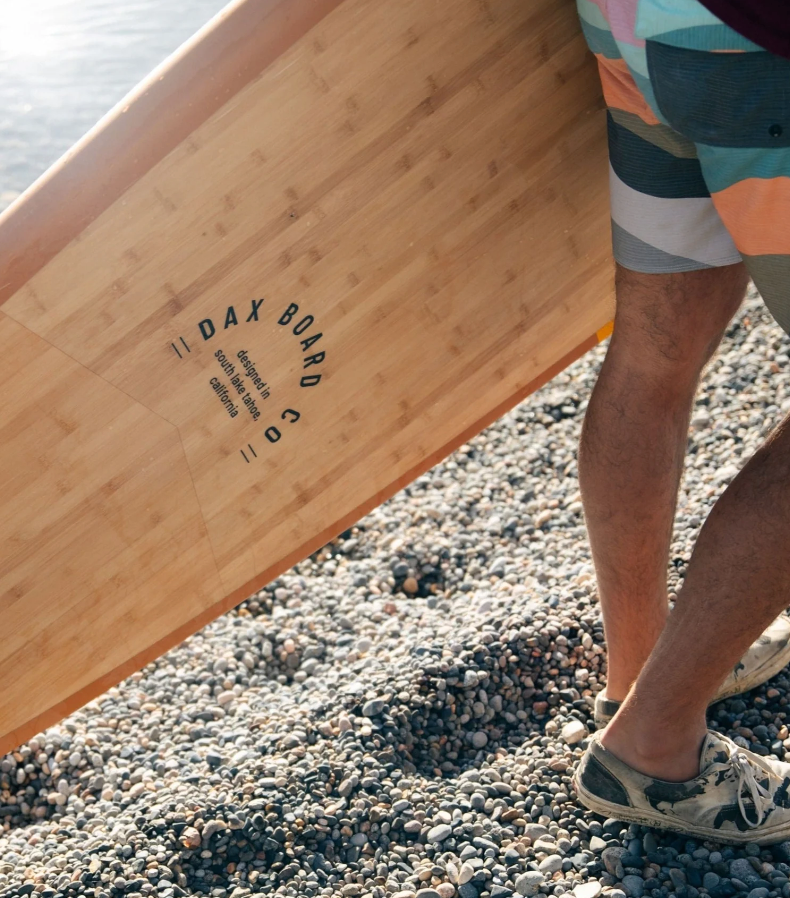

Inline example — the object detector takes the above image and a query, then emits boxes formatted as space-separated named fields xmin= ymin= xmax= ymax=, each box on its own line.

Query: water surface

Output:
xmin=0 ymin=0 xmax=228 ymax=210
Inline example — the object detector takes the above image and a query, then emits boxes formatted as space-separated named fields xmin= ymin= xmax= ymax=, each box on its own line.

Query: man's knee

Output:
xmin=611 ymin=262 xmax=749 ymax=373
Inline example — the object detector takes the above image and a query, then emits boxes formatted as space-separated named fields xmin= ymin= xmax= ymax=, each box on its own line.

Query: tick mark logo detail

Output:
xmin=240 ymin=444 xmax=258 ymax=464
xmin=170 ymin=335 xmax=191 ymax=358
xmin=168 ymin=297 xmax=327 ymax=465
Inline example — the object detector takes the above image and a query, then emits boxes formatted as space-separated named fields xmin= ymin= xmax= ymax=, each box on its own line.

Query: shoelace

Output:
xmin=731 ymin=750 xmax=775 ymax=827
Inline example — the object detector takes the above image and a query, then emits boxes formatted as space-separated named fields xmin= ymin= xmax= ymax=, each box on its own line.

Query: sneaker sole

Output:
xmin=573 ymin=772 xmax=790 ymax=845
xmin=594 ymin=637 xmax=790 ymax=729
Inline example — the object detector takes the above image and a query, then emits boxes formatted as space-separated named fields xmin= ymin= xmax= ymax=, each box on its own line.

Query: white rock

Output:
xmin=561 ymin=719 xmax=588 ymax=744
xmin=516 ymin=871 xmax=546 ymax=896
xmin=458 ymin=863 xmax=476 ymax=884
xmin=539 ymin=855 xmax=563 ymax=875
xmin=715 ymin=464 xmax=740 ymax=482
xmin=574 ymin=883 xmax=603 ymax=898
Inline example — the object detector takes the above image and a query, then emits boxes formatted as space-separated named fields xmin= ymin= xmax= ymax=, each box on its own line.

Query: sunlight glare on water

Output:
xmin=0 ymin=0 xmax=58 ymax=58
xmin=0 ymin=0 xmax=228 ymax=208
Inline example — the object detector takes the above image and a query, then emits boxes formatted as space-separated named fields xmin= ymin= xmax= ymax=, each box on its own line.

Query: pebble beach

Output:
xmin=4 ymin=287 xmax=790 ymax=898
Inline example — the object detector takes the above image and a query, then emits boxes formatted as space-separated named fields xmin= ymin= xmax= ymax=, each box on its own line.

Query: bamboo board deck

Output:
xmin=0 ymin=0 xmax=614 ymax=755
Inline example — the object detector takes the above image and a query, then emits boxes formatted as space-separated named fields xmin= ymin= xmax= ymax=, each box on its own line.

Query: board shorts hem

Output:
xmin=577 ymin=0 xmax=790 ymax=333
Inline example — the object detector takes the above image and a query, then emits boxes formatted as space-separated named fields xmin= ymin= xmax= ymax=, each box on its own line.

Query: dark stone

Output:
xmin=708 ymin=879 xmax=738 ymax=898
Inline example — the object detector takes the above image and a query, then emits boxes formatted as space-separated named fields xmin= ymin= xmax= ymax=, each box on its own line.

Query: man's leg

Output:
xmin=603 ymin=409 xmax=790 ymax=780
xmin=578 ymin=262 xmax=749 ymax=701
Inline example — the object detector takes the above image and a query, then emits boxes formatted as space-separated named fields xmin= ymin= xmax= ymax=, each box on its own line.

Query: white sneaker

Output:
xmin=574 ymin=730 xmax=790 ymax=844
xmin=594 ymin=613 xmax=790 ymax=728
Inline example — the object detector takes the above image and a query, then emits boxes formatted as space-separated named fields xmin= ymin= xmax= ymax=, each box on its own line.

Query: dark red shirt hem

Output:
xmin=696 ymin=0 xmax=790 ymax=60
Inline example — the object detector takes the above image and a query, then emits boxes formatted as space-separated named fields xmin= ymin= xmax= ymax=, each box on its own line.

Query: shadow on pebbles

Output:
xmin=4 ymin=293 xmax=790 ymax=898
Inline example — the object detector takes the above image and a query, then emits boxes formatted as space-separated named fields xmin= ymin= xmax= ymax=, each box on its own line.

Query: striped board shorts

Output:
xmin=575 ymin=0 xmax=790 ymax=334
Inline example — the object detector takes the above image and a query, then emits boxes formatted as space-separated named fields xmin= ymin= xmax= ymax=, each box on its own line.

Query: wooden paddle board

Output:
xmin=0 ymin=0 xmax=614 ymax=755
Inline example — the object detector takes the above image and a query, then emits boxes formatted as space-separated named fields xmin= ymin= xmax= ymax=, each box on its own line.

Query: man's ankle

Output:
xmin=601 ymin=715 xmax=706 ymax=782
xmin=602 ymin=683 xmax=629 ymax=704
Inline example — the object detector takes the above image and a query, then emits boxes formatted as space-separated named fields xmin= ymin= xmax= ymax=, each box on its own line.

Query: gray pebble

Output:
xmin=515 ymin=872 xmax=545 ymax=896
xmin=538 ymin=855 xmax=563 ymax=875
xmin=428 ymin=823 xmax=454 ymax=843
xmin=471 ymin=731 xmax=488 ymax=749
xmin=732 ymin=860 xmax=761 ymax=886
xmin=524 ymin=824 xmax=549 ymax=840
xmin=362 ymin=698 xmax=386 ymax=717
xmin=602 ymin=847 xmax=627 ymax=877
xmin=621 ymin=875 xmax=645 ymax=898
xmin=704 ymin=873 xmax=722 ymax=891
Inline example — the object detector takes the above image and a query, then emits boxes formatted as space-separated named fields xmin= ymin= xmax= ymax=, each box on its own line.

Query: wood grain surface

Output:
xmin=0 ymin=0 xmax=614 ymax=755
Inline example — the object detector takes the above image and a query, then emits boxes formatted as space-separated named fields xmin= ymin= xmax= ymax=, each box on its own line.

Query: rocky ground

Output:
xmin=3 ymin=287 xmax=790 ymax=898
